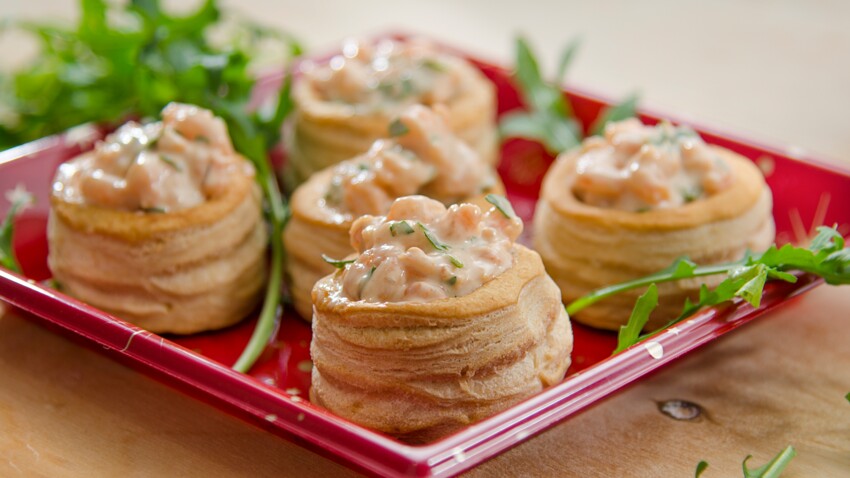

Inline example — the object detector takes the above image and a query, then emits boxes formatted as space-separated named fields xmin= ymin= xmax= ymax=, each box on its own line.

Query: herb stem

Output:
xmin=566 ymin=263 xmax=735 ymax=315
xmin=232 ymin=172 xmax=287 ymax=373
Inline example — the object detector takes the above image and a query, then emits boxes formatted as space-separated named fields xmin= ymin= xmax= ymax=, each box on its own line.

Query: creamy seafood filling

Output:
xmin=572 ymin=119 xmax=733 ymax=211
xmin=53 ymin=103 xmax=251 ymax=212
xmin=303 ymin=38 xmax=466 ymax=114
xmin=335 ymin=195 xmax=522 ymax=303
xmin=321 ymin=105 xmax=492 ymax=218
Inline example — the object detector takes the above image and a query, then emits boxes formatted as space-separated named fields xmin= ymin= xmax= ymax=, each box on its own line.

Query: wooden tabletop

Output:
xmin=2 ymin=1 xmax=850 ymax=476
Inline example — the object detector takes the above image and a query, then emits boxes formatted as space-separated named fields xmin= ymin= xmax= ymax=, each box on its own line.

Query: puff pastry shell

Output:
xmin=534 ymin=147 xmax=775 ymax=331
xmin=310 ymin=244 xmax=572 ymax=442
xmin=47 ymin=166 xmax=268 ymax=334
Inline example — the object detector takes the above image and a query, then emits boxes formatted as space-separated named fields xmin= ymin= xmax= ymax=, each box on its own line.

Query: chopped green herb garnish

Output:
xmin=141 ymin=206 xmax=167 ymax=214
xmin=418 ymin=222 xmax=449 ymax=252
xmin=422 ymin=59 xmax=446 ymax=72
xmin=159 ymin=155 xmax=182 ymax=171
xmin=682 ymin=186 xmax=702 ymax=203
xmin=195 ymin=135 xmax=210 ymax=143
xmin=485 ymin=194 xmax=517 ymax=219
xmin=743 ymin=445 xmax=796 ymax=478
xmin=389 ymin=118 xmax=410 ymax=137
xmin=448 ymin=254 xmax=464 ymax=268
xmin=322 ymin=254 xmax=356 ymax=269
xmin=447 ymin=276 xmax=458 ymax=286
xmin=324 ymin=182 xmax=343 ymax=204
xmin=694 ymin=460 xmax=709 ymax=478
xmin=399 ymin=77 xmax=414 ymax=97
xmin=357 ymin=163 xmax=369 ymax=171
xmin=358 ymin=266 xmax=377 ymax=296
xmin=636 ymin=207 xmax=651 ymax=213
xmin=567 ymin=225 xmax=850 ymax=353
xmin=389 ymin=220 xmax=414 ymax=236
xmin=414 ymin=223 xmax=462 ymax=266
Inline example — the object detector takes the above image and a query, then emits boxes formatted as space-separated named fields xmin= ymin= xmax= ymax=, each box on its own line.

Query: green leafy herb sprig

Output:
xmin=742 ymin=445 xmax=797 ymax=478
xmin=0 ymin=0 xmax=301 ymax=150
xmin=567 ymin=226 xmax=850 ymax=353
xmin=499 ymin=36 xmax=638 ymax=154
xmin=0 ymin=186 xmax=34 ymax=273
xmin=0 ymin=0 xmax=302 ymax=374
xmin=695 ymin=445 xmax=796 ymax=478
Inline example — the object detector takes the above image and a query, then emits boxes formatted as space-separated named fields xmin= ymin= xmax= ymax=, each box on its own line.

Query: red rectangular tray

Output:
xmin=1 ymin=45 xmax=849 ymax=477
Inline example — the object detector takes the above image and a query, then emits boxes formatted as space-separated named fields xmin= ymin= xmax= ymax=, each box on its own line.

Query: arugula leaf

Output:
xmin=808 ymin=225 xmax=843 ymax=252
xmin=742 ymin=446 xmax=796 ymax=478
xmin=695 ymin=460 xmax=709 ymax=478
xmin=613 ymin=284 xmax=658 ymax=353
xmin=500 ymin=36 xmax=638 ymax=154
xmin=485 ymin=194 xmax=517 ymax=219
xmin=555 ymin=38 xmax=581 ymax=86
xmin=500 ymin=37 xmax=581 ymax=154
xmin=567 ymin=225 xmax=850 ymax=353
xmin=590 ymin=93 xmax=640 ymax=136
xmin=666 ymin=257 xmax=698 ymax=279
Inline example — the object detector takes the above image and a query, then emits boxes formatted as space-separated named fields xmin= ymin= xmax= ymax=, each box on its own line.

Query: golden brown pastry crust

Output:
xmin=534 ymin=147 xmax=775 ymax=331
xmin=286 ymin=60 xmax=498 ymax=186
xmin=284 ymin=167 xmax=505 ymax=320
xmin=309 ymin=245 xmax=572 ymax=443
xmin=47 ymin=165 xmax=268 ymax=335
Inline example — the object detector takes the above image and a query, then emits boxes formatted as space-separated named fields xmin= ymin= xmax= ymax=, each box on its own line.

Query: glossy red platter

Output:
xmin=1 ymin=44 xmax=850 ymax=478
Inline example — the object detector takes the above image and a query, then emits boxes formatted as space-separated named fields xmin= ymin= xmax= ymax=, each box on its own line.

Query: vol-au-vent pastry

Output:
xmin=48 ymin=103 xmax=268 ymax=335
xmin=310 ymin=195 xmax=573 ymax=442
xmin=534 ymin=119 xmax=775 ymax=331
xmin=284 ymin=104 xmax=502 ymax=319
xmin=286 ymin=37 xmax=498 ymax=185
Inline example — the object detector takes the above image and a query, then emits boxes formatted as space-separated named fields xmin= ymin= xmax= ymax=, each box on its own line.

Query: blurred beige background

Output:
xmin=3 ymin=0 xmax=850 ymax=165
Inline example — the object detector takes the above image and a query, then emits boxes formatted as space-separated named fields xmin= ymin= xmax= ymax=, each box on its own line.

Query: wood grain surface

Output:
xmin=2 ymin=1 xmax=850 ymax=476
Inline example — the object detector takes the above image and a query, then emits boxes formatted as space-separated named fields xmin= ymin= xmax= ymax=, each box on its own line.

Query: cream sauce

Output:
xmin=303 ymin=38 xmax=467 ymax=115
xmin=321 ymin=105 xmax=493 ymax=219
xmin=53 ymin=103 xmax=250 ymax=213
xmin=572 ymin=119 xmax=732 ymax=211
xmin=335 ymin=195 xmax=522 ymax=303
